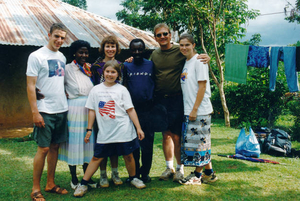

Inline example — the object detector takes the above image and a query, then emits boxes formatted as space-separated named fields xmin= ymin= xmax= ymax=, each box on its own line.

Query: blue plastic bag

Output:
xmin=235 ymin=127 xmax=261 ymax=158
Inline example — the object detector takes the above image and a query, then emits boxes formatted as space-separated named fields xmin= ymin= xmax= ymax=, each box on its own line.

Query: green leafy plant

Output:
xmin=212 ymin=62 xmax=288 ymax=128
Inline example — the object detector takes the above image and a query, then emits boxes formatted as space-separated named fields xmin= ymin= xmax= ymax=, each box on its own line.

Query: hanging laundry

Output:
xmin=269 ymin=47 xmax=299 ymax=92
xmin=247 ymin=45 xmax=270 ymax=68
xmin=225 ymin=44 xmax=249 ymax=84
xmin=296 ymin=46 xmax=300 ymax=72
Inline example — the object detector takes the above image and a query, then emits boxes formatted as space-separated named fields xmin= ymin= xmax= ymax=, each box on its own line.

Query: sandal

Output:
xmin=31 ymin=191 xmax=45 ymax=201
xmin=45 ymin=185 xmax=68 ymax=195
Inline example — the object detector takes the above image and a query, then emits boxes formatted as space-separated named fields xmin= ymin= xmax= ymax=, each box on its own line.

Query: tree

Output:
xmin=285 ymin=0 xmax=300 ymax=23
xmin=62 ymin=0 xmax=87 ymax=10
xmin=117 ymin=0 xmax=259 ymax=127
xmin=242 ymin=33 xmax=262 ymax=46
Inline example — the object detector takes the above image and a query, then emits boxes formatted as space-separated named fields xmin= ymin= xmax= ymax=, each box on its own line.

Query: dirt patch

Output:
xmin=0 ymin=127 xmax=33 ymax=139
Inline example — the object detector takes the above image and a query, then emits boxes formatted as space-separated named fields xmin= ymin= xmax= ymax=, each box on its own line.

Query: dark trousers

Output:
xmin=133 ymin=105 xmax=155 ymax=177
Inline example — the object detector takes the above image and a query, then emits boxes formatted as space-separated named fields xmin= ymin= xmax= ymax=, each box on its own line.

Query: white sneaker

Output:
xmin=73 ymin=184 xmax=88 ymax=197
xmin=99 ymin=173 xmax=109 ymax=188
xmin=159 ymin=168 xmax=175 ymax=180
xmin=130 ymin=178 xmax=146 ymax=189
xmin=111 ymin=172 xmax=123 ymax=185
xmin=201 ymin=172 xmax=218 ymax=183
xmin=179 ymin=172 xmax=201 ymax=185
xmin=70 ymin=181 xmax=79 ymax=190
xmin=173 ymin=169 xmax=184 ymax=182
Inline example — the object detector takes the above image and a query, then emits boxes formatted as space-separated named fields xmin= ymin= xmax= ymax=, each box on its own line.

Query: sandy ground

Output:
xmin=0 ymin=127 xmax=33 ymax=138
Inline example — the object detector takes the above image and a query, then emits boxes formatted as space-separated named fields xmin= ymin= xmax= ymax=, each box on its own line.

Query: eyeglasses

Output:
xmin=155 ymin=32 xmax=169 ymax=38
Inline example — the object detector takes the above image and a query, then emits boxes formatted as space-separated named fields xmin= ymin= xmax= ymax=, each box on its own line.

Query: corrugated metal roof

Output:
xmin=0 ymin=0 xmax=159 ymax=49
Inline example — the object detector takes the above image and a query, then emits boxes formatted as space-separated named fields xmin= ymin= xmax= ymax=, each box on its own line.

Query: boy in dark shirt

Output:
xmin=123 ymin=38 xmax=155 ymax=183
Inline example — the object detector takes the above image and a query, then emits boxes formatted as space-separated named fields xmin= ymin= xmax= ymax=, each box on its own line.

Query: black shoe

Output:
xmin=125 ymin=178 xmax=131 ymax=183
xmin=141 ymin=175 xmax=151 ymax=183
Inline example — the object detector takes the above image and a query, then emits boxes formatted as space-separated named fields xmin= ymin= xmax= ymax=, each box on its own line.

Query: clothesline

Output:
xmin=225 ymin=44 xmax=300 ymax=92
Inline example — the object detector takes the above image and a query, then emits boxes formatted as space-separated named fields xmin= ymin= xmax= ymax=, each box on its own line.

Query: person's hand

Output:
xmin=189 ymin=110 xmax=197 ymax=121
xmin=85 ymin=131 xmax=92 ymax=143
xmin=36 ymin=88 xmax=45 ymax=100
xmin=33 ymin=113 xmax=45 ymax=128
xmin=137 ymin=129 xmax=145 ymax=140
xmin=197 ymin=54 xmax=210 ymax=64
xmin=125 ymin=56 xmax=133 ymax=63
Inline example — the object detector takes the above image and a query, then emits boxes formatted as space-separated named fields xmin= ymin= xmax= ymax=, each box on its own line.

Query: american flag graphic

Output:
xmin=98 ymin=100 xmax=115 ymax=119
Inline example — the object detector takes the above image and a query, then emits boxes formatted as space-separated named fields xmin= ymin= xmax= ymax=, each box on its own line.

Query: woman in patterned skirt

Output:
xmin=178 ymin=34 xmax=217 ymax=185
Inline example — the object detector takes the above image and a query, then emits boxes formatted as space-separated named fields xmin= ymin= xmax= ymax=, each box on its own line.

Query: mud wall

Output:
xmin=0 ymin=44 xmax=143 ymax=129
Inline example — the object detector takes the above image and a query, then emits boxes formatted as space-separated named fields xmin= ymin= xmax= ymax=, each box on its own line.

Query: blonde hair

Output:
xmin=153 ymin=23 xmax=170 ymax=36
xmin=103 ymin=60 xmax=121 ymax=81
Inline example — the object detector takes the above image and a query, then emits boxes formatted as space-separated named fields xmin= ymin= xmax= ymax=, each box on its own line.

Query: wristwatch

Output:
xmin=86 ymin=129 xmax=92 ymax=132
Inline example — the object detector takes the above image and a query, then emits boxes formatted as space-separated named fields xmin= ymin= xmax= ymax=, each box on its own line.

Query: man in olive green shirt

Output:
xmin=151 ymin=23 xmax=210 ymax=182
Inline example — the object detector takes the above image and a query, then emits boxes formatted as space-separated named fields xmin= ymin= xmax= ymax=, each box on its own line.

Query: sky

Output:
xmin=86 ymin=0 xmax=300 ymax=46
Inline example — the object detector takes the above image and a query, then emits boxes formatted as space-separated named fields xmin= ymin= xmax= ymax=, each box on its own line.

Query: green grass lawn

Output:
xmin=1 ymin=119 xmax=300 ymax=200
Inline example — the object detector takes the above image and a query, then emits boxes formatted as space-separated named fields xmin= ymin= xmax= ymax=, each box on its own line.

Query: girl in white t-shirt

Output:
xmin=178 ymin=34 xmax=217 ymax=185
xmin=74 ymin=60 xmax=146 ymax=197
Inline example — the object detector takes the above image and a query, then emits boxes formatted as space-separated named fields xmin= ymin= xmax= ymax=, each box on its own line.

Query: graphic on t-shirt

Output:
xmin=181 ymin=68 xmax=188 ymax=81
xmin=127 ymin=72 xmax=152 ymax=77
xmin=99 ymin=100 xmax=115 ymax=119
xmin=48 ymin=59 xmax=65 ymax=77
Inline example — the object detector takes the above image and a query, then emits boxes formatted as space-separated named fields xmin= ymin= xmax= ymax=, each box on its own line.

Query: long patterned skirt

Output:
xmin=58 ymin=96 xmax=95 ymax=165
xmin=181 ymin=115 xmax=211 ymax=167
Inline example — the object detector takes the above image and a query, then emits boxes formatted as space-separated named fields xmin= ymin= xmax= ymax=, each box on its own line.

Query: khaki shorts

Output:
xmin=33 ymin=111 xmax=68 ymax=147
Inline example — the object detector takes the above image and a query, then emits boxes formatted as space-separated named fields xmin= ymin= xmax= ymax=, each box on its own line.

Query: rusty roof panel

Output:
xmin=0 ymin=0 xmax=159 ymax=49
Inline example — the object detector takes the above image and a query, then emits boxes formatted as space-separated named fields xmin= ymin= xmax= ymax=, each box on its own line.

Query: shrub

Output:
xmin=211 ymin=62 xmax=288 ymax=128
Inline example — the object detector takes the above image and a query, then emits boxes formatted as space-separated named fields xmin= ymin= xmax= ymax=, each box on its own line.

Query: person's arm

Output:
xmin=27 ymin=76 xmax=45 ymax=127
xmin=124 ymin=56 xmax=133 ymax=63
xmin=127 ymin=107 xmax=145 ymax=140
xmin=189 ymin=81 xmax=206 ymax=121
xmin=85 ymin=109 xmax=96 ymax=143
xmin=197 ymin=54 xmax=210 ymax=64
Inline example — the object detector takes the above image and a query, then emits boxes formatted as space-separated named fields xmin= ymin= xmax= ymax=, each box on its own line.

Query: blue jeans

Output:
xmin=269 ymin=47 xmax=299 ymax=92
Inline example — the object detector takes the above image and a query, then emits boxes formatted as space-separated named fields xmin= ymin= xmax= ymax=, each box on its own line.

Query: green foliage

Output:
xmin=286 ymin=100 xmax=300 ymax=141
xmin=212 ymin=63 xmax=288 ymax=128
xmin=285 ymin=0 xmax=300 ymax=24
xmin=242 ymin=33 xmax=262 ymax=46
xmin=62 ymin=0 xmax=87 ymax=10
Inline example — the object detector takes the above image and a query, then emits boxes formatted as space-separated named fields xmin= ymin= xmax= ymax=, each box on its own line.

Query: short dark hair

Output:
xmin=129 ymin=38 xmax=146 ymax=50
xmin=179 ymin=33 xmax=195 ymax=44
xmin=50 ymin=23 xmax=68 ymax=34
xmin=99 ymin=35 xmax=121 ymax=58
xmin=103 ymin=60 xmax=122 ymax=81
xmin=69 ymin=40 xmax=91 ymax=59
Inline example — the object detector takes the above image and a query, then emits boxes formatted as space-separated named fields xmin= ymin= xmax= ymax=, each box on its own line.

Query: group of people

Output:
xmin=26 ymin=22 xmax=217 ymax=201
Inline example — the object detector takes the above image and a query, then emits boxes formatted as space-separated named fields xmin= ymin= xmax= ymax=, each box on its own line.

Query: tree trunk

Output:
xmin=218 ymin=82 xmax=230 ymax=127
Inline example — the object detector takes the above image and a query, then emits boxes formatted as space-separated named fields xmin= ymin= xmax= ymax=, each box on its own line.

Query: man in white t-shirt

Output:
xmin=26 ymin=23 xmax=69 ymax=200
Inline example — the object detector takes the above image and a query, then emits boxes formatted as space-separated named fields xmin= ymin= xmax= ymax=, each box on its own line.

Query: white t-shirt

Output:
xmin=26 ymin=46 xmax=68 ymax=114
xmin=85 ymin=83 xmax=137 ymax=143
xmin=64 ymin=61 xmax=94 ymax=99
xmin=180 ymin=54 xmax=213 ymax=115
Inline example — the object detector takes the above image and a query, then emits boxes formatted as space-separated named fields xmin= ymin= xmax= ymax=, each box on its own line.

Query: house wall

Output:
xmin=0 ymin=44 xmax=152 ymax=129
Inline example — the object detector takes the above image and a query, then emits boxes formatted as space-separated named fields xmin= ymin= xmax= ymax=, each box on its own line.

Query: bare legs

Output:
xmin=162 ymin=130 xmax=181 ymax=166
xmin=99 ymin=155 xmax=118 ymax=171
xmin=32 ymin=143 xmax=67 ymax=194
